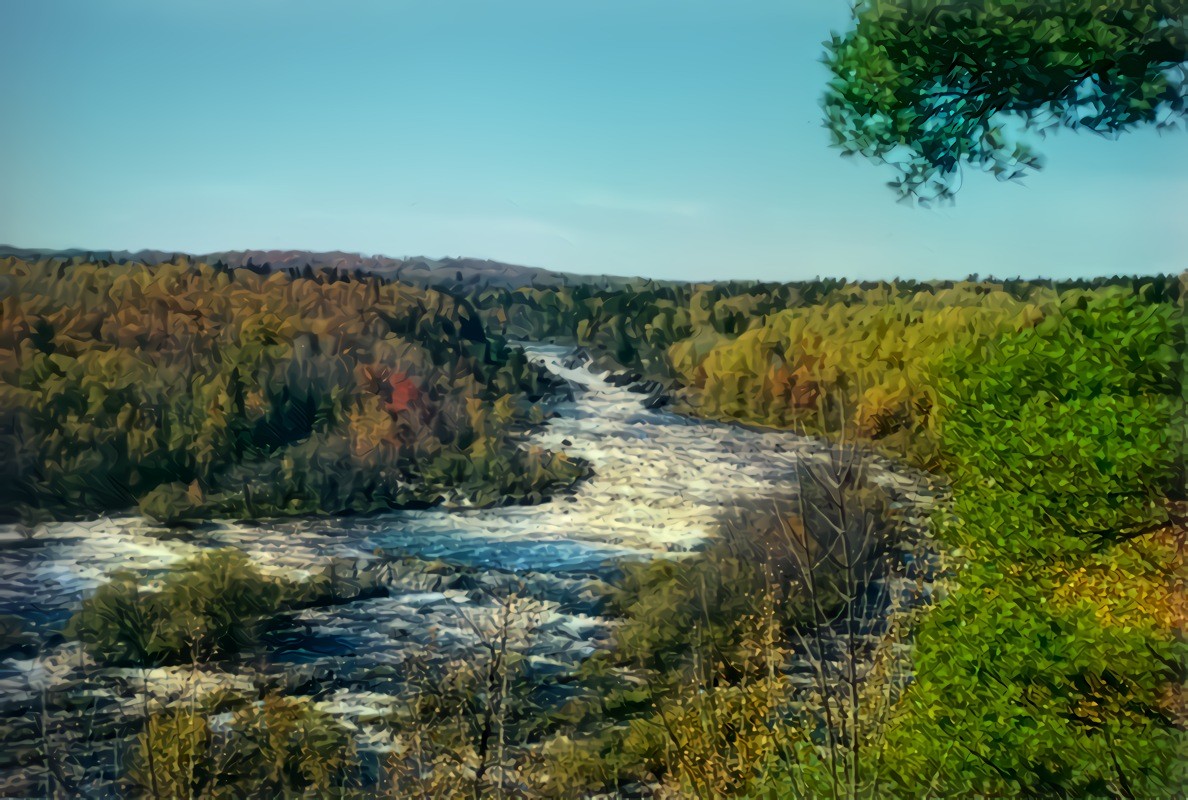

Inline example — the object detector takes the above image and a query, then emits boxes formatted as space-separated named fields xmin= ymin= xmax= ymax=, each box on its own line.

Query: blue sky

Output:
xmin=1 ymin=0 xmax=1184 ymax=281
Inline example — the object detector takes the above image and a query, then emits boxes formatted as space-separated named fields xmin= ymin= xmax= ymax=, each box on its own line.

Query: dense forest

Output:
xmin=0 ymin=256 xmax=585 ymax=525
xmin=2 ymin=0 xmax=1184 ymax=795
xmin=1 ymin=252 xmax=1181 ymax=797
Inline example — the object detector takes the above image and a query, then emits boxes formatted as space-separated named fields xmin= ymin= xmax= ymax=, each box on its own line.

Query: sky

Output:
xmin=0 ymin=0 xmax=1184 ymax=282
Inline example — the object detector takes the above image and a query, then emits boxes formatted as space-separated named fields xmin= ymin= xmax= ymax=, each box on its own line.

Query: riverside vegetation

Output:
xmin=456 ymin=274 xmax=1184 ymax=797
xmin=0 ymin=249 xmax=1181 ymax=797
xmin=0 ymin=256 xmax=586 ymax=525
xmin=3 ymin=0 xmax=1184 ymax=794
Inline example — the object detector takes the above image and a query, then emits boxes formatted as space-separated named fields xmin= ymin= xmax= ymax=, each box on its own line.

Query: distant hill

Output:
xmin=0 ymin=246 xmax=675 ymax=293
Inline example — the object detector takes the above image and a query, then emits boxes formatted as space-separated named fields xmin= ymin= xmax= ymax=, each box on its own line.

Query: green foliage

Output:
xmin=138 ymin=481 xmax=207 ymax=527
xmin=883 ymin=577 xmax=1183 ymax=797
xmin=824 ymin=0 xmax=1188 ymax=201
xmin=66 ymin=550 xmax=388 ymax=668
xmin=67 ymin=550 xmax=292 ymax=666
xmin=877 ymin=287 xmax=1185 ymax=796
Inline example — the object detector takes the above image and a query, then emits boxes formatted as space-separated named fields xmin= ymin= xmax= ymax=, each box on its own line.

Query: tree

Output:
xmin=824 ymin=0 xmax=1187 ymax=202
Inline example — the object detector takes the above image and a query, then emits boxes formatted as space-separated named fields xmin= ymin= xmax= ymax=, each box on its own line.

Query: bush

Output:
xmin=127 ymin=706 xmax=211 ymax=799
xmin=138 ymin=482 xmax=208 ymax=526
xmin=68 ymin=550 xmax=292 ymax=666
xmin=221 ymin=695 xmax=358 ymax=795
xmin=128 ymin=695 xmax=358 ymax=798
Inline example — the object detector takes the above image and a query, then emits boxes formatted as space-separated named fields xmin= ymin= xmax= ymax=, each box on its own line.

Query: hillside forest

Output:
xmin=2 ymin=0 xmax=1186 ymax=795
xmin=0 ymin=251 xmax=1182 ymax=797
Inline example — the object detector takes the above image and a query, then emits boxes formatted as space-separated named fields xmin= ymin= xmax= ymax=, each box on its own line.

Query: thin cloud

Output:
xmin=574 ymin=191 xmax=710 ymax=219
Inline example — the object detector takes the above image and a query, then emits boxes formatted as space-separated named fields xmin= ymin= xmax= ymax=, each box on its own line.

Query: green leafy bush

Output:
xmin=68 ymin=550 xmax=292 ymax=666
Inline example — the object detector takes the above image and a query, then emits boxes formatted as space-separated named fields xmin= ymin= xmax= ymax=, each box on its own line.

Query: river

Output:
xmin=0 ymin=344 xmax=938 ymax=795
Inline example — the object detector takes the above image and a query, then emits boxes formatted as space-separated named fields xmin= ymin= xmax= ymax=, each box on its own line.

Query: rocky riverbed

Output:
xmin=0 ymin=345 xmax=940 ymax=796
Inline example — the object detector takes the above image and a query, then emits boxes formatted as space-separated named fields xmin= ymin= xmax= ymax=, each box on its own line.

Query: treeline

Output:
xmin=671 ymin=283 xmax=1040 ymax=462
xmin=0 ymin=256 xmax=584 ymax=524
xmin=465 ymin=273 xmax=1179 ymax=407
xmin=666 ymin=278 xmax=1183 ymax=464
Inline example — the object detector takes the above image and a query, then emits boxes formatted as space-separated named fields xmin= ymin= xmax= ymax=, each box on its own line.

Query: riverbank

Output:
xmin=0 ymin=344 xmax=941 ymax=796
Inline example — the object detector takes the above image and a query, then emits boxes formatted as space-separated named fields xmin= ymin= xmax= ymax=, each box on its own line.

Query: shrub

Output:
xmin=127 ymin=706 xmax=211 ymax=799
xmin=138 ymin=482 xmax=208 ymax=526
xmin=128 ymin=695 xmax=358 ymax=798
xmin=68 ymin=550 xmax=292 ymax=666
xmin=611 ymin=459 xmax=896 ymax=677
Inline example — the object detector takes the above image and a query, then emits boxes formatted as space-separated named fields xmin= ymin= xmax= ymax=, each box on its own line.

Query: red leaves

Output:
xmin=385 ymin=372 xmax=419 ymax=415
xmin=363 ymin=364 xmax=421 ymax=417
